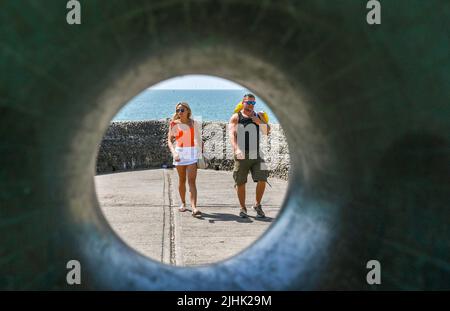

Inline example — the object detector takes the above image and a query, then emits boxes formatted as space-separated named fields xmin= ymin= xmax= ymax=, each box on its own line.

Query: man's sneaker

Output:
xmin=253 ymin=204 xmax=266 ymax=218
xmin=239 ymin=207 xmax=248 ymax=218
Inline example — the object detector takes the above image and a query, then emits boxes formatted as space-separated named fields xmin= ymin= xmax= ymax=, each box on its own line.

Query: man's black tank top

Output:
xmin=237 ymin=111 xmax=260 ymax=159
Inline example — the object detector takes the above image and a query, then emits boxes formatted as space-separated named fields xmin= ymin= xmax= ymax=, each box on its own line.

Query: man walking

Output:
xmin=229 ymin=94 xmax=270 ymax=218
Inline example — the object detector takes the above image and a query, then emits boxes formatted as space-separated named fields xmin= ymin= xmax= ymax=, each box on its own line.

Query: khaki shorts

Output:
xmin=233 ymin=156 xmax=269 ymax=186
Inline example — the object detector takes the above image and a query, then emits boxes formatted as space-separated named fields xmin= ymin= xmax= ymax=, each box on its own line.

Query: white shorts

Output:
xmin=173 ymin=146 xmax=198 ymax=166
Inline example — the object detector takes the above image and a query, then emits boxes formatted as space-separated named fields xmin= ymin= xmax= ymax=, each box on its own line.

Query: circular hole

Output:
xmin=94 ymin=74 xmax=291 ymax=267
xmin=82 ymin=43 xmax=316 ymax=290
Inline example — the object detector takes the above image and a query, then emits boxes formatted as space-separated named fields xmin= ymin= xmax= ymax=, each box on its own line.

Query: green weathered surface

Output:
xmin=0 ymin=0 xmax=449 ymax=289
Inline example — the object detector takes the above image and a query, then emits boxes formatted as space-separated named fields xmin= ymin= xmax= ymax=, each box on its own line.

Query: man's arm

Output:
xmin=229 ymin=113 xmax=243 ymax=158
xmin=252 ymin=112 xmax=271 ymax=135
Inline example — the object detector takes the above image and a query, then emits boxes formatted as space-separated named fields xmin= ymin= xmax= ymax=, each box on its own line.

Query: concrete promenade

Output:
xmin=95 ymin=168 xmax=288 ymax=266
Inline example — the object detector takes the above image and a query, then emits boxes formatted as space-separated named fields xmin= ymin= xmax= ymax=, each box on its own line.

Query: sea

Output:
xmin=113 ymin=89 xmax=279 ymax=123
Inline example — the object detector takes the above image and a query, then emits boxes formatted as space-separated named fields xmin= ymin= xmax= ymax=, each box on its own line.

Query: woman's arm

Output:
xmin=193 ymin=120 xmax=204 ymax=153
xmin=167 ymin=122 xmax=180 ymax=161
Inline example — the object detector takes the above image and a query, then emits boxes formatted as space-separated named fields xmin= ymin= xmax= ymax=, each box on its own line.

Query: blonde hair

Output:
xmin=172 ymin=102 xmax=192 ymax=121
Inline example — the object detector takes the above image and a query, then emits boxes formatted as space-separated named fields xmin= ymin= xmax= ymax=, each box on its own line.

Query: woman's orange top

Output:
xmin=170 ymin=121 xmax=195 ymax=147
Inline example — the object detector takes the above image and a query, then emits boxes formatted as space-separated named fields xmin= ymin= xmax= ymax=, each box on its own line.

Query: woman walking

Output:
xmin=167 ymin=102 xmax=202 ymax=217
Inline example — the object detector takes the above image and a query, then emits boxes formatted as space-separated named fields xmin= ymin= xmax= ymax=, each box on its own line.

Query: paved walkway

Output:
xmin=95 ymin=169 xmax=288 ymax=266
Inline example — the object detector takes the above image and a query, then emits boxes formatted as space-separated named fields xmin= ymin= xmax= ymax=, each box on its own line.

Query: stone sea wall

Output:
xmin=96 ymin=120 xmax=290 ymax=180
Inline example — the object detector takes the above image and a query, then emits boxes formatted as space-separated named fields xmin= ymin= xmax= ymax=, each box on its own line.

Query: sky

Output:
xmin=150 ymin=74 xmax=245 ymax=90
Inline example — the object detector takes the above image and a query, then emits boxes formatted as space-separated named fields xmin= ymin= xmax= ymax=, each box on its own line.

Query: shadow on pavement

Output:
xmin=188 ymin=211 xmax=274 ymax=223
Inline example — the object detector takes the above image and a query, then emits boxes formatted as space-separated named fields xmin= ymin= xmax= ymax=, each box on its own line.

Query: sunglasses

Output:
xmin=244 ymin=101 xmax=256 ymax=105
xmin=176 ymin=108 xmax=185 ymax=113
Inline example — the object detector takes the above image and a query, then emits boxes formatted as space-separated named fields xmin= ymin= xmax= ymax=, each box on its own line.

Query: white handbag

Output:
xmin=197 ymin=155 xmax=207 ymax=169
xmin=194 ymin=120 xmax=207 ymax=169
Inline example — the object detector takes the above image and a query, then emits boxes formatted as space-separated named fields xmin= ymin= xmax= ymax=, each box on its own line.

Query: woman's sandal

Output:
xmin=191 ymin=209 xmax=202 ymax=217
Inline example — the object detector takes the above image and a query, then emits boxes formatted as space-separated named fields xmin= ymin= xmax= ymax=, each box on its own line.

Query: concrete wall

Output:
xmin=2 ymin=0 xmax=449 ymax=290
xmin=96 ymin=120 xmax=290 ymax=180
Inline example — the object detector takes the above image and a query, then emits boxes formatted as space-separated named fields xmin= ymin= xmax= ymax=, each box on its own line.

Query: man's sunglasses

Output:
xmin=176 ymin=108 xmax=185 ymax=113
xmin=244 ymin=100 xmax=256 ymax=105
